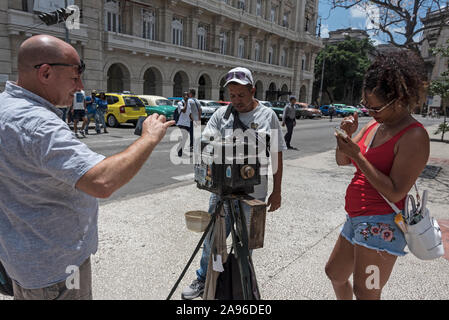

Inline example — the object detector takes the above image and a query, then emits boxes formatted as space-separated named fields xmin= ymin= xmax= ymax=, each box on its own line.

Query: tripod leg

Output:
xmin=166 ymin=200 xmax=223 ymax=300
xmin=228 ymin=199 xmax=253 ymax=300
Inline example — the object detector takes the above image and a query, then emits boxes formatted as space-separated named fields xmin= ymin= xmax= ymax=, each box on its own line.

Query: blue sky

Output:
xmin=317 ymin=1 xmax=388 ymax=45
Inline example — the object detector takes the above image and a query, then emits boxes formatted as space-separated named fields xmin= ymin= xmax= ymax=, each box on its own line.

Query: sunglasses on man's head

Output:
xmin=225 ymin=71 xmax=251 ymax=83
xmin=34 ymin=59 xmax=85 ymax=75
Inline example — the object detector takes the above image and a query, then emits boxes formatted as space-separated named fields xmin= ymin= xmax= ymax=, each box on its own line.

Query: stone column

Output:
xmin=231 ymin=24 xmax=241 ymax=57
xmin=131 ymin=79 xmax=145 ymax=95
xmin=162 ymin=80 xmax=174 ymax=98
xmin=211 ymin=85 xmax=221 ymax=101
xmin=248 ymin=29 xmax=257 ymax=61
xmin=296 ymin=0 xmax=305 ymax=34
xmin=160 ymin=6 xmax=173 ymax=43
xmin=190 ymin=15 xmax=199 ymax=49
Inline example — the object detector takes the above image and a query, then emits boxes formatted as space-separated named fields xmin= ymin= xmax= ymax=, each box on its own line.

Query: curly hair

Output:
xmin=363 ymin=50 xmax=428 ymax=112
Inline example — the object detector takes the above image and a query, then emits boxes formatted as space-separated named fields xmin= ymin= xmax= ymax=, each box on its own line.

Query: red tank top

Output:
xmin=345 ymin=121 xmax=424 ymax=217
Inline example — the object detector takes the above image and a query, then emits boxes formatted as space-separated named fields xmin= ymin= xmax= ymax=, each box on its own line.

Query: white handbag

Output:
xmin=367 ymin=125 xmax=444 ymax=260
xmin=380 ymin=186 xmax=445 ymax=260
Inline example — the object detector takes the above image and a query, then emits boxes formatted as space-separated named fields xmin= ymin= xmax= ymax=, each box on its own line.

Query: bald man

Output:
xmin=0 ymin=35 xmax=175 ymax=300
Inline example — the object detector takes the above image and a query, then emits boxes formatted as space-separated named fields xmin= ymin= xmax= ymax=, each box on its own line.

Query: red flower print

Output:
xmin=371 ymin=226 xmax=381 ymax=235
xmin=381 ymin=229 xmax=394 ymax=242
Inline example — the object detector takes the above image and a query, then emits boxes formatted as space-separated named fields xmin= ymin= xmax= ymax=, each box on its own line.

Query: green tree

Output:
xmin=313 ymin=37 xmax=375 ymax=105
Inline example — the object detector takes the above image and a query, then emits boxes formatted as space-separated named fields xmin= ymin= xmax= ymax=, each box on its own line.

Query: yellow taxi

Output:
xmin=104 ymin=93 xmax=147 ymax=127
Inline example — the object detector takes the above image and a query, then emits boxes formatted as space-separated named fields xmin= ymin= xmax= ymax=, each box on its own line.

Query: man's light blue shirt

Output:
xmin=0 ymin=81 xmax=105 ymax=289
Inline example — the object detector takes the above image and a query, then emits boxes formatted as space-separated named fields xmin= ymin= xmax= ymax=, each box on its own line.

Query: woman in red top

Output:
xmin=325 ymin=51 xmax=430 ymax=300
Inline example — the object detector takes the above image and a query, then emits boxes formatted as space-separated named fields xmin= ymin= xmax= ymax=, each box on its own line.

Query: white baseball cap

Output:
xmin=224 ymin=67 xmax=254 ymax=87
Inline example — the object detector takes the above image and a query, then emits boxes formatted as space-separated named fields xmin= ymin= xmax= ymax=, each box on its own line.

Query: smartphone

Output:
xmin=335 ymin=127 xmax=349 ymax=139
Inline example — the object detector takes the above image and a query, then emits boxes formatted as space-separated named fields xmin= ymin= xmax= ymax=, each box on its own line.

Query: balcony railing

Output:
xmin=104 ymin=31 xmax=293 ymax=77
xmin=180 ymin=0 xmax=321 ymax=46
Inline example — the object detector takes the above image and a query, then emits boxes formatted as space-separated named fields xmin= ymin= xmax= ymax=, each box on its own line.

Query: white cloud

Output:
xmin=350 ymin=5 xmax=366 ymax=19
xmin=321 ymin=24 xmax=329 ymax=38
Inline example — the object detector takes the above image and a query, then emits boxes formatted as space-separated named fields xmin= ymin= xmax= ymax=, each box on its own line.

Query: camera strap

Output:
xmin=224 ymin=104 xmax=249 ymax=132
xmin=224 ymin=104 xmax=271 ymax=157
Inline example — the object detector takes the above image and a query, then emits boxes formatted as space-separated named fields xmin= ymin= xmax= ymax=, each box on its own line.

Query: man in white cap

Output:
xmin=181 ymin=67 xmax=287 ymax=300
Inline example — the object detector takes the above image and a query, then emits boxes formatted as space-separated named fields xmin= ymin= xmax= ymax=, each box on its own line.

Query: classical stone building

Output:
xmin=420 ymin=7 xmax=449 ymax=112
xmin=0 ymin=0 xmax=322 ymax=102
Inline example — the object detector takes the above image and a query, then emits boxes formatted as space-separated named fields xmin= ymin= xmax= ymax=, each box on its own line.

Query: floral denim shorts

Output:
xmin=340 ymin=212 xmax=407 ymax=256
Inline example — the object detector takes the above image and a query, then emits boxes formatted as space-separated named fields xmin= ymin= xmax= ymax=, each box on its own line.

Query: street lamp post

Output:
xmin=318 ymin=54 xmax=325 ymax=105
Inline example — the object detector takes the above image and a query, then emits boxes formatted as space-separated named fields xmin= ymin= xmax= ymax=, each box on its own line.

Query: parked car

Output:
xmin=319 ymin=105 xmax=332 ymax=116
xmin=329 ymin=103 xmax=360 ymax=117
xmin=199 ymin=100 xmax=222 ymax=110
xmin=138 ymin=95 xmax=177 ymax=121
xmin=198 ymin=100 xmax=221 ymax=123
xmin=260 ymin=100 xmax=283 ymax=121
xmin=167 ymin=97 xmax=183 ymax=106
xmin=104 ymin=93 xmax=147 ymax=127
xmin=271 ymin=101 xmax=288 ymax=109
xmin=356 ymin=104 xmax=369 ymax=116
xmin=295 ymin=103 xmax=322 ymax=119
xmin=338 ymin=105 xmax=362 ymax=117
xmin=216 ymin=101 xmax=231 ymax=106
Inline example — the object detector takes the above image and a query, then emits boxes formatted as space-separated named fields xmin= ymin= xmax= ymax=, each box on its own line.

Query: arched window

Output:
xmin=197 ymin=26 xmax=206 ymax=50
xmin=268 ymin=47 xmax=274 ymax=64
xmin=238 ymin=38 xmax=245 ymax=59
xmin=254 ymin=42 xmax=261 ymax=62
xmin=172 ymin=18 xmax=183 ymax=46
xmin=142 ymin=9 xmax=155 ymax=40
xmin=220 ymin=32 xmax=227 ymax=55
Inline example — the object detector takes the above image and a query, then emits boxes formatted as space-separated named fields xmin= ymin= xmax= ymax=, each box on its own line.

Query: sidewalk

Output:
xmin=90 ymin=123 xmax=449 ymax=300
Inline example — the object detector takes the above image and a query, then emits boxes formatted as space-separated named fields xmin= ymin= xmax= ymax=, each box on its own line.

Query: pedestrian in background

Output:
xmin=176 ymin=92 xmax=191 ymax=157
xmin=329 ymin=105 xmax=335 ymax=122
xmin=95 ymin=92 xmax=108 ymax=134
xmin=84 ymin=95 xmax=98 ymax=135
xmin=0 ymin=34 xmax=174 ymax=300
xmin=72 ymin=89 xmax=88 ymax=138
xmin=187 ymin=89 xmax=202 ymax=152
xmin=325 ymin=51 xmax=430 ymax=300
xmin=282 ymin=96 xmax=297 ymax=150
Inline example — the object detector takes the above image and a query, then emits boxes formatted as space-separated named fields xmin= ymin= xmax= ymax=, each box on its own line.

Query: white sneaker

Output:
xmin=181 ymin=279 xmax=205 ymax=300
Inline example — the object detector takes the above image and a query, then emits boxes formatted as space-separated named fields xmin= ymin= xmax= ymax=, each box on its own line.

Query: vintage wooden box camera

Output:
xmin=194 ymin=138 xmax=261 ymax=196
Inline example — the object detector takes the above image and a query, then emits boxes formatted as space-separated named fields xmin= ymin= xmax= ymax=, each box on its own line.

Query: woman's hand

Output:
xmin=335 ymin=133 xmax=361 ymax=160
xmin=340 ymin=112 xmax=359 ymax=137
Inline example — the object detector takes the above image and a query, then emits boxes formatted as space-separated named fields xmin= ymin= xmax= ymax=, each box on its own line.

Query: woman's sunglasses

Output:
xmin=360 ymin=99 xmax=396 ymax=114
